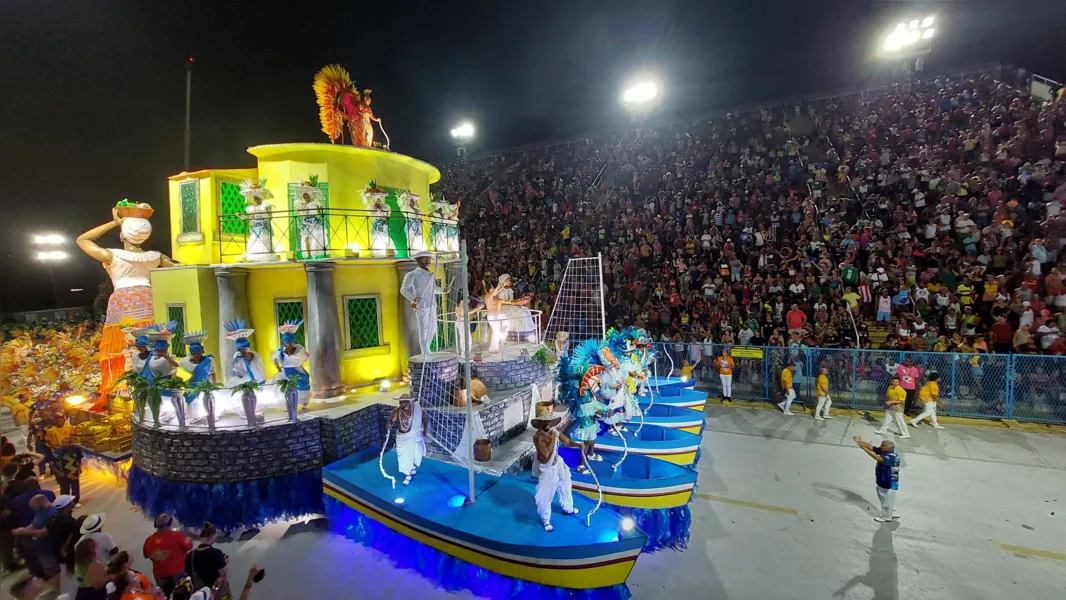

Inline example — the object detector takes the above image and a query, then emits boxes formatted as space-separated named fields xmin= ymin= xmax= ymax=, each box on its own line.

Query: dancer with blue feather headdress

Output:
xmin=128 ymin=321 xmax=180 ymax=383
xmin=566 ymin=339 xmax=608 ymax=474
xmin=272 ymin=320 xmax=312 ymax=407
xmin=225 ymin=319 xmax=266 ymax=385
xmin=178 ymin=329 xmax=215 ymax=421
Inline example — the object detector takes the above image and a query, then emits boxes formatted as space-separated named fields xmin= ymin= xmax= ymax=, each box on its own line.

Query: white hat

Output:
xmin=238 ymin=178 xmax=273 ymax=200
xmin=80 ymin=513 xmax=107 ymax=534
xmin=293 ymin=176 xmax=324 ymax=202
xmin=412 ymin=251 xmax=432 ymax=260
xmin=498 ymin=274 xmax=511 ymax=285
xmin=53 ymin=495 xmax=76 ymax=509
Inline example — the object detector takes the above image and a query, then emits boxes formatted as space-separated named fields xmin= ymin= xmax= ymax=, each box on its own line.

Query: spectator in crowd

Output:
xmin=74 ymin=536 xmax=109 ymax=600
xmin=895 ymin=357 xmax=922 ymax=414
xmin=46 ymin=494 xmax=79 ymax=572
xmin=185 ymin=523 xmax=228 ymax=593
xmin=715 ymin=348 xmax=735 ymax=403
xmin=440 ymin=71 xmax=1066 ymax=374
xmin=53 ymin=438 xmax=83 ymax=509
xmin=106 ymin=550 xmax=163 ymax=600
xmin=12 ymin=493 xmax=61 ymax=591
xmin=1 ymin=436 xmax=17 ymax=469
xmin=142 ymin=514 xmax=191 ymax=596
xmin=853 ymin=436 xmax=901 ymax=522
xmin=79 ymin=513 xmax=118 ymax=564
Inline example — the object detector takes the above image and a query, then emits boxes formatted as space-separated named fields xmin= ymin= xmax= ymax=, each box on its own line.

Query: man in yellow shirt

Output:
xmin=814 ymin=366 xmax=833 ymax=420
xmin=876 ymin=377 xmax=910 ymax=438
xmin=909 ymin=372 xmax=945 ymax=429
xmin=717 ymin=349 xmax=735 ymax=404
xmin=776 ymin=364 xmax=796 ymax=416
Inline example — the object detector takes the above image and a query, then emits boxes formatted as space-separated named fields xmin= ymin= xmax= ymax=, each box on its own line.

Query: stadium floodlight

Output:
xmin=622 ymin=80 xmax=660 ymax=107
xmin=37 ymin=250 xmax=68 ymax=261
xmin=33 ymin=234 xmax=65 ymax=245
xmin=882 ymin=16 xmax=935 ymax=56
xmin=450 ymin=122 xmax=475 ymax=142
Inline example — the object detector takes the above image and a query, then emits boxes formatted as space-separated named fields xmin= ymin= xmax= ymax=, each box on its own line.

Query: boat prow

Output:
xmin=575 ymin=422 xmax=702 ymax=465
xmin=555 ymin=448 xmax=697 ymax=509
xmin=629 ymin=403 xmax=704 ymax=434
xmin=645 ymin=386 xmax=707 ymax=411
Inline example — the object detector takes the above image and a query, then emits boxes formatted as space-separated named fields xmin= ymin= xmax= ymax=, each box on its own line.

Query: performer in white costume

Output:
xmin=389 ymin=396 xmax=427 ymax=486
xmin=400 ymin=251 xmax=441 ymax=355
xmin=531 ymin=403 xmax=581 ymax=532
xmin=444 ymin=201 xmax=461 ymax=252
xmin=484 ymin=276 xmax=529 ymax=352
xmin=402 ymin=192 xmax=427 ymax=253
xmin=495 ymin=274 xmax=537 ymax=340
xmin=293 ymin=178 xmax=327 ymax=259
xmin=272 ymin=320 xmax=312 ymax=407
xmin=598 ymin=347 xmax=632 ymax=434
xmin=225 ymin=319 xmax=267 ymax=385
xmin=362 ymin=189 xmax=394 ymax=258
xmin=453 ymin=300 xmax=483 ymax=358
xmin=128 ymin=324 xmax=179 ymax=383
xmin=240 ymin=178 xmax=276 ymax=262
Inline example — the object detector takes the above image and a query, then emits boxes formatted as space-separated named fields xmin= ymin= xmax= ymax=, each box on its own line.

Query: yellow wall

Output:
xmin=335 ymin=264 xmax=403 ymax=385
xmin=245 ymin=265 xmax=308 ymax=380
xmin=167 ymin=168 xmax=258 ymax=266
xmin=150 ymin=266 xmax=220 ymax=359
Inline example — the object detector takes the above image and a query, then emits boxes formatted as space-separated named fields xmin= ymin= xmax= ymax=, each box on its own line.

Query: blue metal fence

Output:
xmin=653 ymin=343 xmax=1066 ymax=425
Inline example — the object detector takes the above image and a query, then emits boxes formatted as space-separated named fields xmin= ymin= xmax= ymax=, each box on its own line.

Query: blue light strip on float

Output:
xmin=323 ymin=496 xmax=633 ymax=600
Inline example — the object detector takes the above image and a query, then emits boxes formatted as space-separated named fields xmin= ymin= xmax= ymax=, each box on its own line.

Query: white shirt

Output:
xmin=400 ymin=267 xmax=438 ymax=308
xmin=108 ymin=249 xmax=162 ymax=289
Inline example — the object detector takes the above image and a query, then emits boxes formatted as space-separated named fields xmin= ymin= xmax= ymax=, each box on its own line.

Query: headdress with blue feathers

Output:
xmin=223 ymin=318 xmax=255 ymax=341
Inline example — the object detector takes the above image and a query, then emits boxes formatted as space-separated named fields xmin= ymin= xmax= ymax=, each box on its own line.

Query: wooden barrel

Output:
xmin=474 ymin=438 xmax=491 ymax=462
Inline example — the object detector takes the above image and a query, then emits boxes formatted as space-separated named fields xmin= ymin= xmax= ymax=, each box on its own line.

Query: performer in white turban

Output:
xmin=178 ymin=330 xmax=214 ymax=421
xmin=293 ymin=178 xmax=327 ymax=259
xmin=388 ymin=396 xmax=427 ymax=486
xmin=399 ymin=251 xmax=441 ymax=354
xmin=240 ymin=178 xmax=276 ymax=262
xmin=402 ymin=192 xmax=427 ymax=253
xmin=77 ymin=202 xmax=174 ymax=402
xmin=531 ymin=403 xmax=580 ymax=532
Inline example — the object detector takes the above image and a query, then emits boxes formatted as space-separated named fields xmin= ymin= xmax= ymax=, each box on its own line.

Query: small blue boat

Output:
xmin=644 ymin=386 xmax=707 ymax=411
xmin=630 ymin=403 xmax=704 ymax=434
xmin=573 ymin=422 xmax=702 ymax=465
xmin=555 ymin=449 xmax=697 ymax=509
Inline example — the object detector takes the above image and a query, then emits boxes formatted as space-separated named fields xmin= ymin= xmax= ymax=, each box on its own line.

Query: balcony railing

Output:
xmin=217 ymin=208 xmax=459 ymax=262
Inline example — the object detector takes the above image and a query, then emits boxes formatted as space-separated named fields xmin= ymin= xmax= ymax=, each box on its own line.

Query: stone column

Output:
xmin=214 ymin=267 xmax=249 ymax=385
xmin=306 ymin=261 xmax=344 ymax=398
xmin=394 ymin=260 xmax=423 ymax=364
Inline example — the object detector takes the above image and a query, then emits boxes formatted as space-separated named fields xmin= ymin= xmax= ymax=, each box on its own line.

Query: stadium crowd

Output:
xmin=441 ymin=71 xmax=1066 ymax=357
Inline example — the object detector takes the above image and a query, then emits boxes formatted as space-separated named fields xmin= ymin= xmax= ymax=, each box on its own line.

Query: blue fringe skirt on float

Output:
xmin=126 ymin=465 xmax=324 ymax=532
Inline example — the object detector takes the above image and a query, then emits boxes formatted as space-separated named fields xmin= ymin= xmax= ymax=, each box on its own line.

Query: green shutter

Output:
xmin=166 ymin=305 xmax=187 ymax=358
xmin=346 ymin=297 xmax=380 ymax=350
xmin=219 ymin=181 xmax=249 ymax=235
xmin=287 ymin=182 xmax=331 ymax=259
xmin=275 ymin=301 xmax=306 ymax=346
xmin=179 ymin=181 xmax=199 ymax=234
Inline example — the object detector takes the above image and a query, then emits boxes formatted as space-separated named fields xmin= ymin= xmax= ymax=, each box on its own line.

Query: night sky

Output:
xmin=2 ymin=0 xmax=1065 ymax=313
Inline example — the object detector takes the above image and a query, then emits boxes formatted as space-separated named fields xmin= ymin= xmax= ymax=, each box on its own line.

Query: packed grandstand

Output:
xmin=442 ymin=66 xmax=1066 ymax=359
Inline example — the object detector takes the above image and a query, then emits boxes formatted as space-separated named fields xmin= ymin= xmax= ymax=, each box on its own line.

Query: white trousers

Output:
xmin=880 ymin=409 xmax=908 ymax=435
xmin=396 ymin=430 xmax=425 ymax=475
xmin=487 ymin=313 xmax=511 ymax=352
xmin=415 ymin=307 xmax=437 ymax=355
xmin=876 ymin=486 xmax=897 ymax=519
xmin=780 ymin=389 xmax=796 ymax=412
xmin=911 ymin=401 xmax=940 ymax=426
xmin=720 ymin=374 xmax=732 ymax=398
xmin=535 ymin=458 xmax=575 ymax=524
xmin=815 ymin=395 xmax=832 ymax=417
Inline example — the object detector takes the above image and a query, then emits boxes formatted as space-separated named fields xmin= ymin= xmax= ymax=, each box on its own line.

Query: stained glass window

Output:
xmin=179 ymin=181 xmax=199 ymax=234
xmin=219 ymin=181 xmax=248 ymax=235
xmin=166 ymin=305 xmax=187 ymax=358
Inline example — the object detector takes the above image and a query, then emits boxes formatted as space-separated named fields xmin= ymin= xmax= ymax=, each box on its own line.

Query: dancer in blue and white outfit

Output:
xmin=225 ymin=319 xmax=266 ymax=385
xmin=129 ymin=323 xmax=179 ymax=383
xmin=272 ymin=320 xmax=312 ymax=407
xmin=178 ymin=330 xmax=214 ymax=421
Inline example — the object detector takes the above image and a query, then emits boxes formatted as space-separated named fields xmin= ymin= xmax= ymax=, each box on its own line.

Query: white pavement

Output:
xmin=2 ymin=406 xmax=1065 ymax=600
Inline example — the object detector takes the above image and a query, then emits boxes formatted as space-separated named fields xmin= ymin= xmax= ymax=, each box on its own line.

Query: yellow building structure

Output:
xmin=152 ymin=143 xmax=449 ymax=397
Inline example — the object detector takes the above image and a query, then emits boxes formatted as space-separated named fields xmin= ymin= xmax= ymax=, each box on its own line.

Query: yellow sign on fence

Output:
xmin=731 ymin=346 xmax=765 ymax=359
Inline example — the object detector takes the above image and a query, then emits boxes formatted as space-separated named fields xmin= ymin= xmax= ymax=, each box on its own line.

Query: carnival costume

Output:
xmin=394 ymin=396 xmax=426 ymax=485
xmin=532 ymin=405 xmax=579 ymax=532
xmin=240 ymin=178 xmax=276 ymax=262
xmin=564 ymin=340 xmax=609 ymax=448
xmin=403 ymin=192 xmax=427 ymax=253
xmin=128 ymin=323 xmax=178 ymax=383
xmin=496 ymin=274 xmax=538 ymax=336
xmin=95 ymin=206 xmax=163 ymax=397
xmin=273 ymin=320 xmax=311 ymax=406
xmin=362 ymin=184 xmax=394 ymax=257
xmin=177 ymin=330 xmax=214 ymax=422
xmin=293 ymin=178 xmax=327 ymax=259
xmin=225 ymin=319 xmax=266 ymax=385
xmin=428 ymin=199 xmax=448 ymax=252
xmin=399 ymin=252 xmax=440 ymax=354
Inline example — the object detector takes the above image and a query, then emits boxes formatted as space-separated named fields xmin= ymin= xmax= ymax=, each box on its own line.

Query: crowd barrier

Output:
xmin=652 ymin=343 xmax=1066 ymax=425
